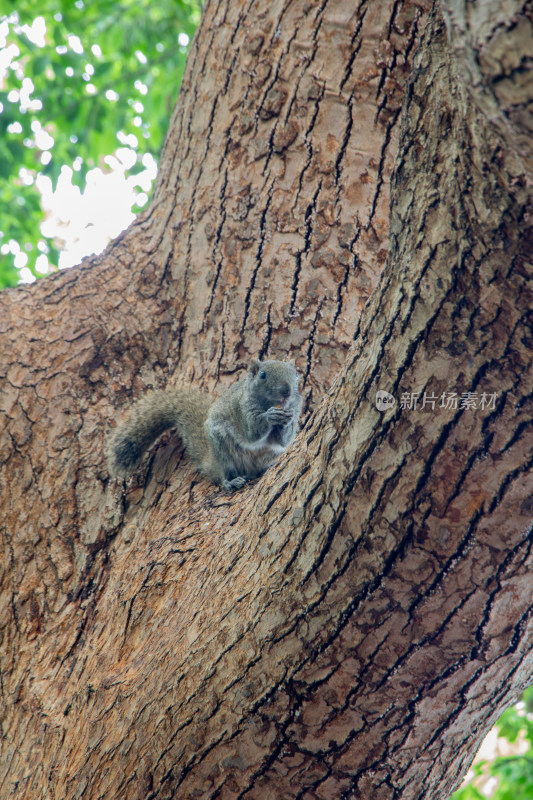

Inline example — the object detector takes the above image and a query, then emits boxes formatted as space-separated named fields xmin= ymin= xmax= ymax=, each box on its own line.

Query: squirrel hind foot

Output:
xmin=223 ymin=476 xmax=247 ymax=492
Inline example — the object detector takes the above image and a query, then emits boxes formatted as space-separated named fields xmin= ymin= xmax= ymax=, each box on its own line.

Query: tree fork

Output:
xmin=0 ymin=1 xmax=532 ymax=799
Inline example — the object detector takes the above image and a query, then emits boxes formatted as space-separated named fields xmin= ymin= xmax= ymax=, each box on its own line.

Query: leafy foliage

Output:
xmin=451 ymin=687 xmax=533 ymax=800
xmin=0 ymin=0 xmax=201 ymax=289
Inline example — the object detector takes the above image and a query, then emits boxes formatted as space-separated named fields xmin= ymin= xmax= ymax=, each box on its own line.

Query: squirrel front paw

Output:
xmin=223 ymin=476 xmax=247 ymax=491
xmin=265 ymin=406 xmax=292 ymax=425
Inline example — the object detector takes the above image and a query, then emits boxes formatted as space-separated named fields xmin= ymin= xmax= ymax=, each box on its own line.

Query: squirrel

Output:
xmin=107 ymin=359 xmax=302 ymax=491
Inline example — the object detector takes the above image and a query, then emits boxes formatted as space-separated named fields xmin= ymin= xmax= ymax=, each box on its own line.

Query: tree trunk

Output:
xmin=1 ymin=1 xmax=532 ymax=799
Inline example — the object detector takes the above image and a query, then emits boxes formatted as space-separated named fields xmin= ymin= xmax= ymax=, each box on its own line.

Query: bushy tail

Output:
xmin=107 ymin=388 xmax=211 ymax=478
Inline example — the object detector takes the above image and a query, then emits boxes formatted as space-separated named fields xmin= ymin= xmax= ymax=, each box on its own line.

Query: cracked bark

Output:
xmin=1 ymin=1 xmax=532 ymax=799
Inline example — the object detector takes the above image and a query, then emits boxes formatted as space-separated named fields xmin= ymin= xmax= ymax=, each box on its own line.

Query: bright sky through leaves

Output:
xmin=0 ymin=0 xmax=201 ymax=289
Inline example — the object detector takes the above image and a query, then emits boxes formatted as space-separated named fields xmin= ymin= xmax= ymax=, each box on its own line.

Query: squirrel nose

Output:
xmin=280 ymin=383 xmax=290 ymax=399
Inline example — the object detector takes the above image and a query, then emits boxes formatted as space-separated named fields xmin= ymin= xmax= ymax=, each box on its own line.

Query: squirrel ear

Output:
xmin=249 ymin=359 xmax=261 ymax=376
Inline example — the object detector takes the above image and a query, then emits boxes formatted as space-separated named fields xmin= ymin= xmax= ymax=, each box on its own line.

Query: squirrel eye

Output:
xmin=259 ymin=370 xmax=266 ymax=379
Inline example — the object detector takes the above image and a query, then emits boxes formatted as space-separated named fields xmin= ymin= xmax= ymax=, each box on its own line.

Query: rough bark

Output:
xmin=0 ymin=1 xmax=532 ymax=799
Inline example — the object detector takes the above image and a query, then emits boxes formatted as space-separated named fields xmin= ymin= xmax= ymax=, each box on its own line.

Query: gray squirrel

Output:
xmin=107 ymin=359 xmax=302 ymax=491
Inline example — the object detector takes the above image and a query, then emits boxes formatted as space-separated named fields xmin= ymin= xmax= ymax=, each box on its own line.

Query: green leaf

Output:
xmin=450 ymin=688 xmax=533 ymax=800
xmin=0 ymin=256 xmax=20 ymax=290
xmin=0 ymin=0 xmax=201 ymax=289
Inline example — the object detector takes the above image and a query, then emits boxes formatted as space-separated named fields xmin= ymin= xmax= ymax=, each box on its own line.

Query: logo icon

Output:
xmin=375 ymin=390 xmax=396 ymax=412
